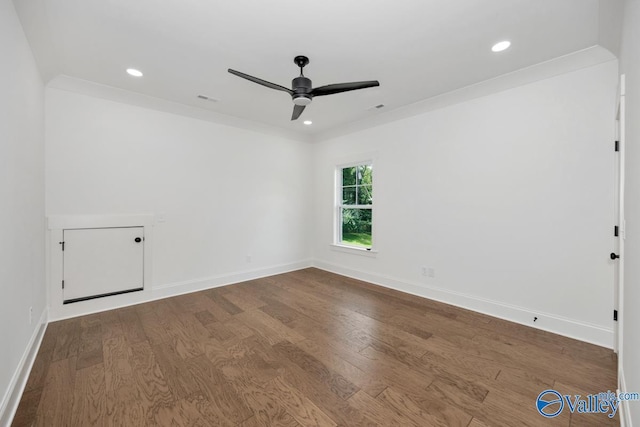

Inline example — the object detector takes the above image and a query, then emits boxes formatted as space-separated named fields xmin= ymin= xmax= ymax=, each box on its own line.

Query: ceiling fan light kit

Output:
xmin=228 ymin=55 xmax=380 ymax=121
xmin=293 ymin=95 xmax=312 ymax=106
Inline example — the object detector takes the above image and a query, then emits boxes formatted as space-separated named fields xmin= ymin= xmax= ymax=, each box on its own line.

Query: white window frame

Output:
xmin=333 ymin=160 xmax=376 ymax=255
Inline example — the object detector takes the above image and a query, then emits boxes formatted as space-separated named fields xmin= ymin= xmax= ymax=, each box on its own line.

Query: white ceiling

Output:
xmin=14 ymin=0 xmax=623 ymax=136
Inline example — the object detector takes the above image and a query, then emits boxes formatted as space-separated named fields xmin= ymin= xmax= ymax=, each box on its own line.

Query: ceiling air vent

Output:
xmin=197 ymin=94 xmax=218 ymax=102
xmin=367 ymin=104 xmax=385 ymax=111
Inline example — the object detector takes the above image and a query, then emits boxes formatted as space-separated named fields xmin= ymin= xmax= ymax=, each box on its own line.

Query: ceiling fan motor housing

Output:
xmin=292 ymin=76 xmax=313 ymax=105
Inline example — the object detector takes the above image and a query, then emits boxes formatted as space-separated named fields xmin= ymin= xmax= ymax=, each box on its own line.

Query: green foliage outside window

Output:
xmin=340 ymin=164 xmax=372 ymax=248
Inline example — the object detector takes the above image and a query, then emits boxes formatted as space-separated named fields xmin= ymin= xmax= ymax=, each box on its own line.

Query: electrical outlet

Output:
xmin=29 ymin=306 xmax=33 ymax=325
xmin=422 ymin=266 xmax=435 ymax=278
xmin=246 ymin=254 xmax=252 ymax=263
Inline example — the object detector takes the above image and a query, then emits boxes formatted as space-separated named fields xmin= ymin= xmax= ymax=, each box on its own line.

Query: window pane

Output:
xmin=341 ymin=208 xmax=372 ymax=248
xmin=357 ymin=164 xmax=372 ymax=185
xmin=358 ymin=185 xmax=373 ymax=205
xmin=342 ymin=167 xmax=356 ymax=186
xmin=342 ymin=187 xmax=356 ymax=205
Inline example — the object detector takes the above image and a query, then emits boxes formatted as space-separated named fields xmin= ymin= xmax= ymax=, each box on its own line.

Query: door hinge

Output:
xmin=614 ymin=310 xmax=618 ymax=321
xmin=62 ymin=280 xmax=65 ymax=289
xmin=615 ymin=140 xmax=620 ymax=152
xmin=615 ymin=226 xmax=619 ymax=237
xmin=59 ymin=241 xmax=65 ymax=251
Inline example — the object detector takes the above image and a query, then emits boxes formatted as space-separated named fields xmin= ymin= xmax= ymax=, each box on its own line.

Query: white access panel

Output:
xmin=63 ymin=227 xmax=144 ymax=303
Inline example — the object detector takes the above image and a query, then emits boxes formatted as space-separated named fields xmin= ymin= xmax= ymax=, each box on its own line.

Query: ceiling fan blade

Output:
xmin=228 ymin=69 xmax=293 ymax=94
xmin=291 ymin=104 xmax=306 ymax=121
xmin=311 ymin=80 xmax=380 ymax=97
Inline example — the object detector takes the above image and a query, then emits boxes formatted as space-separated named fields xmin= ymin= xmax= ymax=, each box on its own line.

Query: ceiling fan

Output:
xmin=228 ymin=56 xmax=380 ymax=121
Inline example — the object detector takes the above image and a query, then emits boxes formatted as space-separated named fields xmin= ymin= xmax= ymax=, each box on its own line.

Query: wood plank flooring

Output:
xmin=12 ymin=268 xmax=618 ymax=426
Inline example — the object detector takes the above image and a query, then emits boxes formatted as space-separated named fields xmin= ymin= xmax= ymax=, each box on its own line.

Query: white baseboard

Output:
xmin=0 ymin=308 xmax=48 ymax=427
xmin=619 ymin=369 xmax=633 ymax=427
xmin=49 ymin=259 xmax=313 ymax=321
xmin=152 ymin=259 xmax=314 ymax=299
xmin=313 ymin=260 xmax=614 ymax=348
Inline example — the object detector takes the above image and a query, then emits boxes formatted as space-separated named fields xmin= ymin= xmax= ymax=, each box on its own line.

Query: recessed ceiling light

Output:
xmin=126 ymin=68 xmax=143 ymax=77
xmin=303 ymin=120 xmax=313 ymax=125
xmin=491 ymin=41 xmax=511 ymax=52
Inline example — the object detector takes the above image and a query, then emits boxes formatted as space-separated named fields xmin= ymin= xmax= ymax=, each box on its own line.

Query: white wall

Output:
xmin=312 ymin=60 xmax=619 ymax=347
xmin=0 ymin=0 xmax=46 ymax=423
xmin=619 ymin=0 xmax=640 ymax=424
xmin=45 ymin=88 xmax=312 ymax=309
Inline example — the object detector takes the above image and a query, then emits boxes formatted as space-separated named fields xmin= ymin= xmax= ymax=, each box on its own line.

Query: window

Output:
xmin=337 ymin=163 xmax=373 ymax=249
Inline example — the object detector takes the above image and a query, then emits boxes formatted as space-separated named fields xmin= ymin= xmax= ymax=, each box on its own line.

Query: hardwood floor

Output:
xmin=12 ymin=268 xmax=618 ymax=426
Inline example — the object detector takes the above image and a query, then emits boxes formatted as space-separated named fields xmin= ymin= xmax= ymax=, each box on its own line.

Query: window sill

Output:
xmin=330 ymin=244 xmax=378 ymax=257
